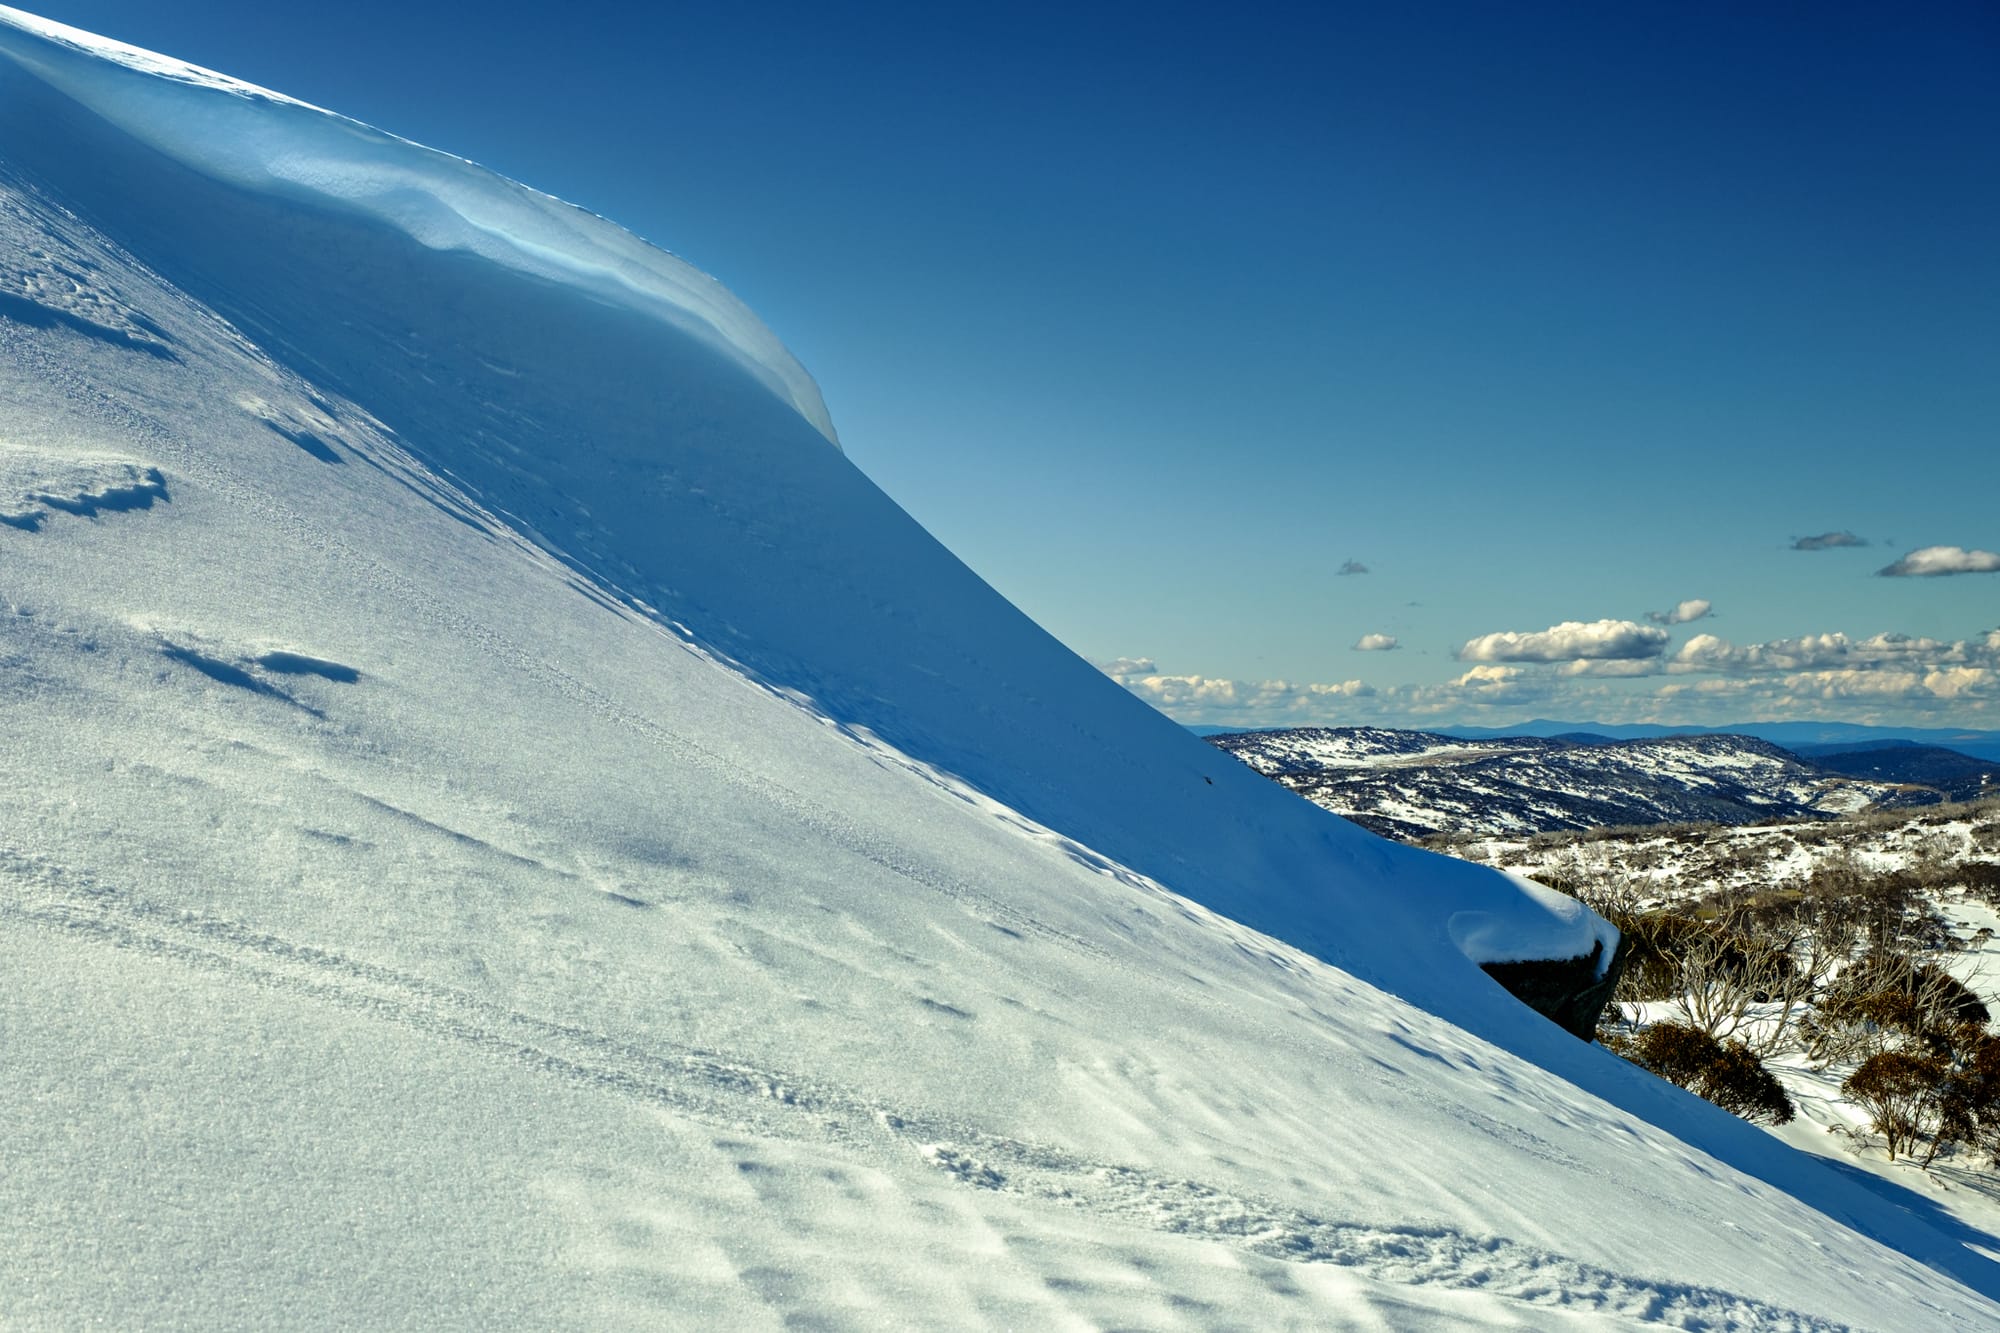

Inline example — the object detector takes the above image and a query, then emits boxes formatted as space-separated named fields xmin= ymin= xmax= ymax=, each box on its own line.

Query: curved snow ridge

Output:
xmin=0 ymin=6 xmax=839 ymax=448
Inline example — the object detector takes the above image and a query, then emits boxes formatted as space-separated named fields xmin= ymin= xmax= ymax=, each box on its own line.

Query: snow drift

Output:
xmin=2 ymin=8 xmax=1997 ymax=1327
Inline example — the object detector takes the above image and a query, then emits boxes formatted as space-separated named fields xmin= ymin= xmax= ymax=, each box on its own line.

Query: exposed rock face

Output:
xmin=1482 ymin=934 xmax=1631 ymax=1041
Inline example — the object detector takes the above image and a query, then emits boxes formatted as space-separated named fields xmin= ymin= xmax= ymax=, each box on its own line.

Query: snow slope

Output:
xmin=2 ymin=10 xmax=1998 ymax=1327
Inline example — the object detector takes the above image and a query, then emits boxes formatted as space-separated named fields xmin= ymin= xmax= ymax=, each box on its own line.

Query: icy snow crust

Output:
xmin=2 ymin=11 xmax=1998 ymax=1329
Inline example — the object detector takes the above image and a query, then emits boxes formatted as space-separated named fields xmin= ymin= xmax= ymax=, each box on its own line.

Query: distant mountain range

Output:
xmin=1797 ymin=743 xmax=2000 ymax=803
xmin=1206 ymin=726 xmax=2000 ymax=841
xmin=1187 ymin=720 xmax=2000 ymax=761
xmin=1440 ymin=720 xmax=2000 ymax=764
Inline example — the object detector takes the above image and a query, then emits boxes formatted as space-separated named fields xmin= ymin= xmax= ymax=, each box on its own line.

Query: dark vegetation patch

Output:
xmin=1615 ymin=1021 xmax=1794 ymax=1125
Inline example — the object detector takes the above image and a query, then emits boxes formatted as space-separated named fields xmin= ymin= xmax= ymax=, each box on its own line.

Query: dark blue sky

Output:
xmin=22 ymin=1 xmax=2000 ymax=726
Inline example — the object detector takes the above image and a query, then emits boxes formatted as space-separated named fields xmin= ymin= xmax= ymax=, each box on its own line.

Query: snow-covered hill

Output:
xmin=1447 ymin=719 xmax=2000 ymax=766
xmin=3 ymin=9 xmax=1998 ymax=1327
xmin=1211 ymin=727 xmax=1903 ymax=840
xmin=1450 ymin=798 xmax=2000 ymax=917
xmin=1802 ymin=744 xmax=2000 ymax=805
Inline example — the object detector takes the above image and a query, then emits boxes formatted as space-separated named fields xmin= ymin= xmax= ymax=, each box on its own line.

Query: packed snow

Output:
xmin=3 ymin=9 xmax=1999 ymax=1328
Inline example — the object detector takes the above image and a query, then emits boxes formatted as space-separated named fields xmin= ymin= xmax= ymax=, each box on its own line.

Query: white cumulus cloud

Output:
xmin=1458 ymin=619 xmax=1670 ymax=664
xmin=1651 ymin=629 xmax=2000 ymax=716
xmin=1646 ymin=598 xmax=1712 ymax=626
xmin=1877 ymin=546 xmax=2000 ymax=577
xmin=1354 ymin=633 xmax=1399 ymax=652
xmin=1442 ymin=665 xmax=1550 ymax=705
xmin=1561 ymin=659 xmax=1662 ymax=678
xmin=1671 ymin=631 xmax=1986 ymax=674
xmin=1098 ymin=660 xmax=1377 ymax=724
xmin=1101 ymin=626 xmax=2000 ymax=730
xmin=1094 ymin=657 xmax=1158 ymax=679
xmin=1925 ymin=667 xmax=1997 ymax=699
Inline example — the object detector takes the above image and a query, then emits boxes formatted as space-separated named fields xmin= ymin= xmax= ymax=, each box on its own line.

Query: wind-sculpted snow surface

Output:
xmin=3 ymin=10 xmax=2000 ymax=1329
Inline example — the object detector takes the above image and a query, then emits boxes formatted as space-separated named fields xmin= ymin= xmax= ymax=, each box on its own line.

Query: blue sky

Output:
xmin=25 ymin=1 xmax=2000 ymax=729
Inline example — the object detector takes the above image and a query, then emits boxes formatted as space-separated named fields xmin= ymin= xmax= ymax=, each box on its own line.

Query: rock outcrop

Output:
xmin=1482 ymin=934 xmax=1631 ymax=1041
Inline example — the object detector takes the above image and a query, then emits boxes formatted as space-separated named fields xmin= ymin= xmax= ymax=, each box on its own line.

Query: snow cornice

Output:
xmin=0 ymin=5 xmax=840 ymax=448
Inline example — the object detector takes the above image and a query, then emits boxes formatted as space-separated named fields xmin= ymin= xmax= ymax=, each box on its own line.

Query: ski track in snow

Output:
xmin=0 ymin=851 xmax=1847 ymax=1332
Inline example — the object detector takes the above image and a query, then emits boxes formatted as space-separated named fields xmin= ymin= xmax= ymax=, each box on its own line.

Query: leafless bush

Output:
xmin=1630 ymin=1021 xmax=1794 ymax=1125
xmin=1961 ymin=861 xmax=2000 ymax=903
xmin=1799 ymin=852 xmax=1951 ymax=955
xmin=1804 ymin=956 xmax=1988 ymax=1066
xmin=1668 ymin=906 xmax=1811 ymax=1053
xmin=1844 ymin=1028 xmax=2000 ymax=1165
xmin=1846 ymin=1052 xmax=1947 ymax=1161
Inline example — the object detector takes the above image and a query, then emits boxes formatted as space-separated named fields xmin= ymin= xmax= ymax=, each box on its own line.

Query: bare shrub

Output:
xmin=1804 ymin=956 xmax=1987 ymax=1065
xmin=1799 ymin=853 xmax=1952 ymax=956
xmin=1614 ymin=911 xmax=1712 ymax=1003
xmin=1937 ymin=1034 xmax=2000 ymax=1166
xmin=1672 ymin=916 xmax=1801 ymax=1048
xmin=1844 ymin=1026 xmax=2000 ymax=1166
xmin=1908 ymin=830 xmax=1960 ymax=877
xmin=1846 ymin=1052 xmax=1947 ymax=1160
xmin=1630 ymin=1021 xmax=1794 ymax=1125
xmin=1960 ymin=860 xmax=2000 ymax=902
